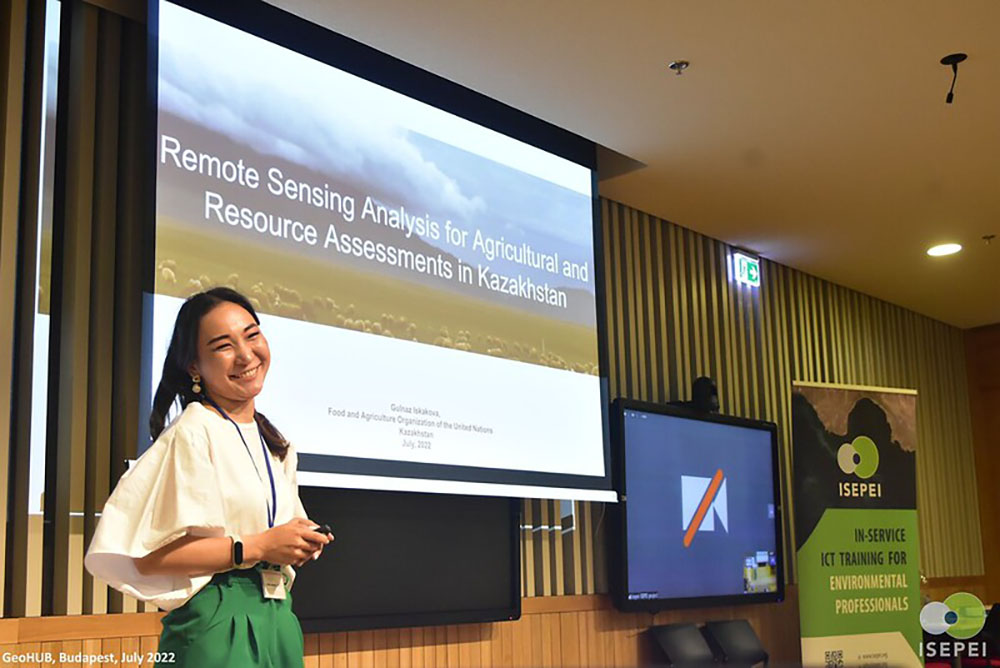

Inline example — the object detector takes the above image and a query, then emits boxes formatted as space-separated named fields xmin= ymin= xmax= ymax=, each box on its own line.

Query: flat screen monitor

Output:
xmin=143 ymin=0 xmax=613 ymax=501
xmin=292 ymin=487 xmax=520 ymax=631
xmin=611 ymin=399 xmax=784 ymax=611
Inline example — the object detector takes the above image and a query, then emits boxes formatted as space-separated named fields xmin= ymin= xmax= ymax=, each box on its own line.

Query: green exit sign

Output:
xmin=733 ymin=252 xmax=761 ymax=287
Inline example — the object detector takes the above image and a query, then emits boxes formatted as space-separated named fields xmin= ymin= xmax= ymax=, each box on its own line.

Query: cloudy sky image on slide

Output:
xmin=157 ymin=2 xmax=596 ymax=293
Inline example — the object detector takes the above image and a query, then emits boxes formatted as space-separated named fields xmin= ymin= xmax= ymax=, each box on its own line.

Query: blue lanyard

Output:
xmin=203 ymin=398 xmax=277 ymax=528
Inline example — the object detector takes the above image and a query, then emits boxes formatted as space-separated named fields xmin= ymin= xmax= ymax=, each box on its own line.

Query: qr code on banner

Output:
xmin=825 ymin=650 xmax=844 ymax=668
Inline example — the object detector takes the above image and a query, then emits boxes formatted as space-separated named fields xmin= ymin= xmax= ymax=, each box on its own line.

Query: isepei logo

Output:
xmin=919 ymin=592 xmax=989 ymax=659
xmin=681 ymin=469 xmax=728 ymax=548
xmin=921 ymin=592 xmax=987 ymax=639
xmin=837 ymin=436 xmax=882 ymax=498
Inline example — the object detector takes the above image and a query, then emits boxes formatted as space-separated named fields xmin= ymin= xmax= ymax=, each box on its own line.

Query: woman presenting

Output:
xmin=86 ymin=287 xmax=331 ymax=667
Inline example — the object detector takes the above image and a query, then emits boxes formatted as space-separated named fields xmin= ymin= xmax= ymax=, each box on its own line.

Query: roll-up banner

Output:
xmin=792 ymin=382 xmax=921 ymax=668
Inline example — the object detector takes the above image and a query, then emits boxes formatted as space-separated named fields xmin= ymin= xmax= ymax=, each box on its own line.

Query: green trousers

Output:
xmin=157 ymin=569 xmax=304 ymax=667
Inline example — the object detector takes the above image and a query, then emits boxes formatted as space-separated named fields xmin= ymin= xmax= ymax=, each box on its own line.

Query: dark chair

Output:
xmin=700 ymin=619 xmax=768 ymax=667
xmin=647 ymin=623 xmax=717 ymax=667
xmin=961 ymin=603 xmax=1000 ymax=667
xmin=985 ymin=603 xmax=1000 ymax=651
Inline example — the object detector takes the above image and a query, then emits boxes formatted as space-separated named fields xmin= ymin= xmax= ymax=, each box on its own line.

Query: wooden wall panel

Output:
xmin=0 ymin=591 xmax=803 ymax=667
xmin=964 ymin=324 xmax=1000 ymax=602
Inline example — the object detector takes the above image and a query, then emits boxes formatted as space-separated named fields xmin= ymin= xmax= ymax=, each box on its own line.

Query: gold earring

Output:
xmin=191 ymin=374 xmax=202 ymax=394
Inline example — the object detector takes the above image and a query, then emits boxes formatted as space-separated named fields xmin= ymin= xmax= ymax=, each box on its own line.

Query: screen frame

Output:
xmin=610 ymin=398 xmax=785 ymax=613
xmin=143 ymin=0 xmax=614 ymax=499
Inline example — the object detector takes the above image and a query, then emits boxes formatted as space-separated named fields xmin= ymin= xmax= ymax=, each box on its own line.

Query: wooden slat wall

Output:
xmin=522 ymin=200 xmax=982 ymax=598
xmin=522 ymin=201 xmax=982 ymax=597
xmin=773 ymin=260 xmax=986 ymax=577
xmin=0 ymin=0 xmax=32 ymax=618
xmin=7 ymin=0 xmax=150 ymax=619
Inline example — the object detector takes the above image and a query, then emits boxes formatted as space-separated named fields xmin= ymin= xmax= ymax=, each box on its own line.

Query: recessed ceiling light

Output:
xmin=926 ymin=243 xmax=962 ymax=257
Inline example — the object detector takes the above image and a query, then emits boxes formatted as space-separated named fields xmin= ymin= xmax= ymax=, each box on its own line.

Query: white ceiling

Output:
xmin=269 ymin=1 xmax=1000 ymax=328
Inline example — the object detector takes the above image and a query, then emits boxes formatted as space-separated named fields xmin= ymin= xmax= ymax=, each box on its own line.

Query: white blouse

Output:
xmin=84 ymin=402 xmax=309 ymax=611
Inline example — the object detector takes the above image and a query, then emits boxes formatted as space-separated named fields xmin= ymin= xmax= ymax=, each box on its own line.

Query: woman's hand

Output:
xmin=299 ymin=522 xmax=336 ymax=566
xmin=245 ymin=518 xmax=332 ymax=567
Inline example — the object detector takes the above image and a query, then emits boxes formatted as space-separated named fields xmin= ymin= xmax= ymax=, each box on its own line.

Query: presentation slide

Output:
xmin=623 ymin=411 xmax=778 ymax=600
xmin=148 ymin=1 xmax=612 ymax=500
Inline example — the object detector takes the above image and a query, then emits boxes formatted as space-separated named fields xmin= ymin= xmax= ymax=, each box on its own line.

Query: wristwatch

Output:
xmin=232 ymin=536 xmax=244 ymax=568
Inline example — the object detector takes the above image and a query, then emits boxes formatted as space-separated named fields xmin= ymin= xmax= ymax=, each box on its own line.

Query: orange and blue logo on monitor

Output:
xmin=681 ymin=469 xmax=727 ymax=547
xmin=920 ymin=592 xmax=987 ymax=640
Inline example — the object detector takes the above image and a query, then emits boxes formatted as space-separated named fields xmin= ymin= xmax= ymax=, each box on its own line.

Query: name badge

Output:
xmin=261 ymin=568 xmax=287 ymax=600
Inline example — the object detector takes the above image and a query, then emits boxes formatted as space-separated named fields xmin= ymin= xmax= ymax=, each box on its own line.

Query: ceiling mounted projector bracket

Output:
xmin=940 ymin=53 xmax=967 ymax=104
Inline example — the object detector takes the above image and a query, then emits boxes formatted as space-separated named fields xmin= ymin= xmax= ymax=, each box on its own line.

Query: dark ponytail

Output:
xmin=149 ymin=287 xmax=289 ymax=460
xmin=253 ymin=411 xmax=288 ymax=461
